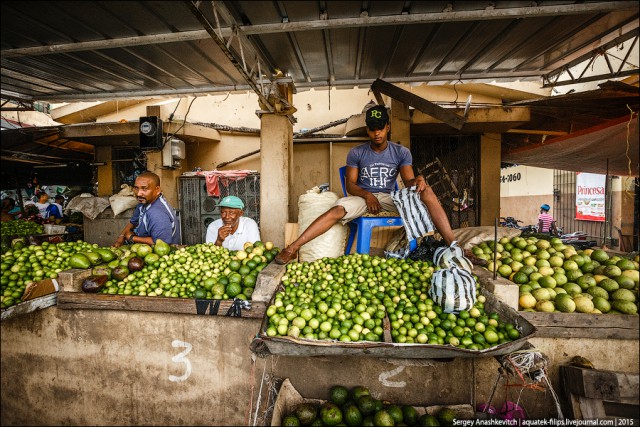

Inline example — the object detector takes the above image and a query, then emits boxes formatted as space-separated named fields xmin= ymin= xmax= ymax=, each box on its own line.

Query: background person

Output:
xmin=1 ymin=198 xmax=16 ymax=222
xmin=275 ymin=105 xmax=455 ymax=265
xmin=33 ymin=192 xmax=51 ymax=218
xmin=538 ymin=203 xmax=557 ymax=234
xmin=113 ymin=171 xmax=181 ymax=247
xmin=205 ymin=196 xmax=261 ymax=251
xmin=52 ymin=195 xmax=65 ymax=218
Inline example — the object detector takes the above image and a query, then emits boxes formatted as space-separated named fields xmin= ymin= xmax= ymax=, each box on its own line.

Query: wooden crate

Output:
xmin=561 ymin=365 xmax=640 ymax=420
xmin=270 ymin=378 xmax=474 ymax=426
xmin=254 ymin=286 xmax=537 ymax=359
xmin=56 ymin=266 xmax=268 ymax=318
xmin=1 ymin=278 xmax=59 ymax=322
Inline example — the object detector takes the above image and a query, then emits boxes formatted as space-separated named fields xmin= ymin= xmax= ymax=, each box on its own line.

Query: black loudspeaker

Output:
xmin=139 ymin=116 xmax=163 ymax=151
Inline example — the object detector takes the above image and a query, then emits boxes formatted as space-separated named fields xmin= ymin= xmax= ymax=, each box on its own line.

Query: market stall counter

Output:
xmin=2 ymin=237 xmax=639 ymax=424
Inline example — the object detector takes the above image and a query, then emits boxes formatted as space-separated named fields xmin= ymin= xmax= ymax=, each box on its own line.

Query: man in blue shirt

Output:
xmin=113 ymin=171 xmax=181 ymax=247
xmin=275 ymin=105 xmax=455 ymax=264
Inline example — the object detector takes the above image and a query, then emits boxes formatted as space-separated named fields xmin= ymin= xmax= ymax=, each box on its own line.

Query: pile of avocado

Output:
xmin=281 ymin=384 xmax=458 ymax=426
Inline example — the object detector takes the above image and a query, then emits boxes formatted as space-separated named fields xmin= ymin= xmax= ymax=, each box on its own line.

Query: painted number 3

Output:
xmin=169 ymin=340 xmax=192 ymax=382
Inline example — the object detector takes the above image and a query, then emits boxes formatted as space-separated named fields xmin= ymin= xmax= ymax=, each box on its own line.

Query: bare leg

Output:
xmin=419 ymin=186 xmax=455 ymax=245
xmin=274 ymin=205 xmax=347 ymax=264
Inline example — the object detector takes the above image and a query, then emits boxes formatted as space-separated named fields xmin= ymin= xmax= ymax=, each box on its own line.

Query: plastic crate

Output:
xmin=43 ymin=224 xmax=66 ymax=234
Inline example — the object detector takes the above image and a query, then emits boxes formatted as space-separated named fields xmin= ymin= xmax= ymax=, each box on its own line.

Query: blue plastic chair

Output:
xmin=339 ymin=166 xmax=417 ymax=255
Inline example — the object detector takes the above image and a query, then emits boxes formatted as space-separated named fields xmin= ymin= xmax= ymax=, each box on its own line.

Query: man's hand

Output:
xmin=413 ymin=175 xmax=428 ymax=193
xmin=216 ymin=225 xmax=233 ymax=243
xmin=365 ymin=193 xmax=382 ymax=215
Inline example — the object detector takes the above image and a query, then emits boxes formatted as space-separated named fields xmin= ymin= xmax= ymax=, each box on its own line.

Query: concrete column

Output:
xmin=479 ymin=133 xmax=501 ymax=226
xmin=260 ymin=114 xmax=293 ymax=248
xmin=390 ymin=99 xmax=410 ymax=149
xmin=145 ymin=151 xmax=180 ymax=208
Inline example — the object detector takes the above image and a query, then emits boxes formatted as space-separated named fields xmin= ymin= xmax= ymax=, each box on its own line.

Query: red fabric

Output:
xmin=201 ymin=170 xmax=255 ymax=196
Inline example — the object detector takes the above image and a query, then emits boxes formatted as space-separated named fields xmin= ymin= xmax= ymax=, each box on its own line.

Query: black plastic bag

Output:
xmin=407 ymin=235 xmax=447 ymax=262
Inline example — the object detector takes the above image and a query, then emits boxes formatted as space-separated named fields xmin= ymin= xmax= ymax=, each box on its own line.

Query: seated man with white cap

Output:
xmin=205 ymin=196 xmax=261 ymax=251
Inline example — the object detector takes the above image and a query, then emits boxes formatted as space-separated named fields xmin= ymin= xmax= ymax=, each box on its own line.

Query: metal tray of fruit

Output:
xmin=253 ymin=286 xmax=537 ymax=359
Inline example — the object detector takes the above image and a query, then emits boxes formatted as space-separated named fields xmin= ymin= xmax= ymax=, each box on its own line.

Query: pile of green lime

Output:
xmin=264 ymin=254 xmax=522 ymax=349
xmin=1 ymin=240 xmax=115 ymax=309
xmin=281 ymin=384 xmax=460 ymax=426
xmin=97 ymin=240 xmax=280 ymax=300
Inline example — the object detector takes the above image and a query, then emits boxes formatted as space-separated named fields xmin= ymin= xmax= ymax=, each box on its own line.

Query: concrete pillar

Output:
xmin=260 ymin=114 xmax=293 ymax=248
xmin=390 ymin=99 xmax=410 ymax=149
xmin=145 ymin=151 xmax=180 ymax=209
xmin=480 ymin=133 xmax=501 ymax=226
xmin=95 ymin=146 xmax=113 ymax=196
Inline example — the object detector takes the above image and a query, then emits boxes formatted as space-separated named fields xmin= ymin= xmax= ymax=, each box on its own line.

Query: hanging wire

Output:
xmin=163 ymin=96 xmax=198 ymax=149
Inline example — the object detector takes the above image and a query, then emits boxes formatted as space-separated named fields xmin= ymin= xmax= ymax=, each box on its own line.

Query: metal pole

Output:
xmin=493 ymin=218 xmax=498 ymax=280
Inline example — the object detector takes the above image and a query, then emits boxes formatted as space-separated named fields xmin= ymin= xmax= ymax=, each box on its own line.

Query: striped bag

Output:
xmin=429 ymin=265 xmax=477 ymax=313
xmin=433 ymin=240 xmax=473 ymax=272
xmin=389 ymin=186 xmax=435 ymax=242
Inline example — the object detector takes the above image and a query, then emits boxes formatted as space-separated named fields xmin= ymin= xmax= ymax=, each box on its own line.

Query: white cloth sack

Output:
xmin=390 ymin=186 xmax=435 ymax=242
xmin=109 ymin=184 xmax=138 ymax=217
xmin=66 ymin=195 xmax=111 ymax=220
xmin=429 ymin=265 xmax=477 ymax=314
xmin=298 ymin=189 xmax=347 ymax=262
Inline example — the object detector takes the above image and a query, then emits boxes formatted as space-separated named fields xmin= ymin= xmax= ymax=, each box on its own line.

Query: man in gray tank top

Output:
xmin=275 ymin=105 xmax=455 ymax=264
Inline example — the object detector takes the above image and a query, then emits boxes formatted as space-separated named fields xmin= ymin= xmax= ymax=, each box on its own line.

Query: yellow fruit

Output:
xmin=265 ymin=241 xmax=274 ymax=250
xmin=235 ymin=250 xmax=248 ymax=260
xmin=519 ymin=293 xmax=537 ymax=309
xmin=574 ymin=296 xmax=595 ymax=313
xmin=535 ymin=300 xmax=555 ymax=312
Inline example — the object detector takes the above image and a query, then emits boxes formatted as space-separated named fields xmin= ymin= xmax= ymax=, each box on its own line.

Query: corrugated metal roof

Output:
xmin=1 ymin=1 xmax=638 ymax=102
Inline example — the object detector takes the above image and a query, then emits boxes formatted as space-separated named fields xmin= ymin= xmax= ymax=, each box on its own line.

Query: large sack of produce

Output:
xmin=109 ymin=184 xmax=138 ymax=217
xmin=453 ymin=226 xmax=521 ymax=250
xmin=429 ymin=265 xmax=477 ymax=313
xmin=297 ymin=188 xmax=346 ymax=262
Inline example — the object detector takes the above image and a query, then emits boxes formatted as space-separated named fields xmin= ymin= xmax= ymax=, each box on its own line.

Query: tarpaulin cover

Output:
xmin=503 ymin=116 xmax=639 ymax=177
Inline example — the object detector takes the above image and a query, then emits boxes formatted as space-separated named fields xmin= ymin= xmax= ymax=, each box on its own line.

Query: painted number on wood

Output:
xmin=379 ymin=365 xmax=406 ymax=388
xmin=169 ymin=340 xmax=192 ymax=382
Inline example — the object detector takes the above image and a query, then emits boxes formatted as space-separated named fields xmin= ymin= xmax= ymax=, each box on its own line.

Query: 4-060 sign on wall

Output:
xmin=575 ymin=172 xmax=605 ymax=222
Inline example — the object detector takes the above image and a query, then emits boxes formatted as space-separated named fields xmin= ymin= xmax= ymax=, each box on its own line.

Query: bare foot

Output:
xmin=274 ymin=248 xmax=298 ymax=265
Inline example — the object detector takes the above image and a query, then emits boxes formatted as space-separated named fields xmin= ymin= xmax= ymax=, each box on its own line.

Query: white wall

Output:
xmin=500 ymin=165 xmax=554 ymax=226
xmin=500 ymin=165 xmax=553 ymax=196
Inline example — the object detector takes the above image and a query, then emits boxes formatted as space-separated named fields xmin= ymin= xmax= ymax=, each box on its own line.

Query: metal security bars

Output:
xmin=411 ymin=135 xmax=480 ymax=230
xmin=553 ymin=170 xmax=609 ymax=246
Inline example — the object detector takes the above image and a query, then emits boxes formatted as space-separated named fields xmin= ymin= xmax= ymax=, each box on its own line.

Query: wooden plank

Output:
xmin=57 ymin=292 xmax=266 ymax=318
xmin=576 ymin=395 xmax=607 ymax=419
xmin=521 ymin=312 xmax=640 ymax=329
xmin=371 ymin=79 xmax=465 ymax=130
xmin=521 ymin=312 xmax=639 ymax=339
xmin=1 ymin=293 xmax=58 ymax=322
xmin=561 ymin=365 xmax=639 ymax=403
xmin=528 ymin=326 xmax=639 ymax=340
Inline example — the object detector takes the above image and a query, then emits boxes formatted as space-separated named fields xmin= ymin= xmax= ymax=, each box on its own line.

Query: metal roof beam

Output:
xmin=184 ymin=0 xmax=273 ymax=112
xmin=542 ymin=33 xmax=640 ymax=87
xmin=3 ymin=2 xmax=636 ymax=59
xmin=28 ymin=70 xmax=547 ymax=102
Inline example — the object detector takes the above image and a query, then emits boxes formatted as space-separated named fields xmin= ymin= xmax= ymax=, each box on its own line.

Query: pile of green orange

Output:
xmin=265 ymin=254 xmax=523 ymax=349
xmin=471 ymin=236 xmax=639 ymax=314
xmin=281 ymin=384 xmax=459 ymax=426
